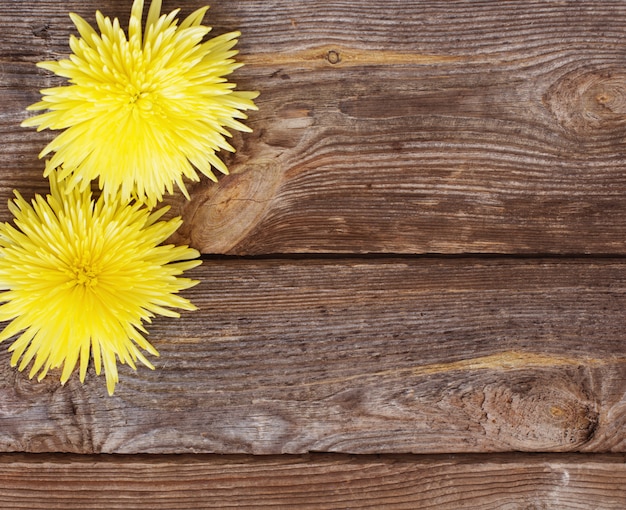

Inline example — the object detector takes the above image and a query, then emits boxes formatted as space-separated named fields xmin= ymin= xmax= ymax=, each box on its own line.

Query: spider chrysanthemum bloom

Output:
xmin=22 ymin=0 xmax=258 ymax=207
xmin=0 ymin=168 xmax=201 ymax=395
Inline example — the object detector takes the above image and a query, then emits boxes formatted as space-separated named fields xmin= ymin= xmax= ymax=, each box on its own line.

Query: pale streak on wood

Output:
xmin=284 ymin=350 xmax=626 ymax=391
xmin=242 ymin=45 xmax=462 ymax=68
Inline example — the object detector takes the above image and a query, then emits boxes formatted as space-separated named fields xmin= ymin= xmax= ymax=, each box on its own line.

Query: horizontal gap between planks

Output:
xmin=1 ymin=451 xmax=625 ymax=464
xmin=198 ymin=252 xmax=626 ymax=262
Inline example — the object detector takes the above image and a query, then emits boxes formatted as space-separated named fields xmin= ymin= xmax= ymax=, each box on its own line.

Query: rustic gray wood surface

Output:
xmin=1 ymin=0 xmax=626 ymax=508
xmin=2 ymin=259 xmax=626 ymax=455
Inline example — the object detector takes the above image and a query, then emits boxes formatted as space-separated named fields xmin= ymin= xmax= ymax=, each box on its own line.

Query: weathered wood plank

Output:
xmin=0 ymin=453 xmax=624 ymax=509
xmin=1 ymin=258 xmax=626 ymax=454
xmin=2 ymin=0 xmax=626 ymax=254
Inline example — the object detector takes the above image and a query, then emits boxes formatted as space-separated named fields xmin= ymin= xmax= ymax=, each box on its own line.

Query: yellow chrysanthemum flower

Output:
xmin=0 ymin=168 xmax=201 ymax=395
xmin=22 ymin=0 xmax=258 ymax=207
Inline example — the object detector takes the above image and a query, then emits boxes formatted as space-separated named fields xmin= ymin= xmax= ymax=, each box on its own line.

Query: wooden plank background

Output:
xmin=2 ymin=0 xmax=626 ymax=507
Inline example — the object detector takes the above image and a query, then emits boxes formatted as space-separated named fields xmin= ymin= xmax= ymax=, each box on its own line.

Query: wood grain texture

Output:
xmin=0 ymin=453 xmax=625 ymax=509
xmin=1 ymin=0 xmax=626 ymax=254
xmin=2 ymin=0 xmax=626 ymax=504
xmin=1 ymin=258 xmax=626 ymax=455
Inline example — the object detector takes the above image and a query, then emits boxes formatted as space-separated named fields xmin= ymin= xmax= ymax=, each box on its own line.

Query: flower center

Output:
xmin=70 ymin=257 xmax=99 ymax=288
xmin=125 ymin=83 xmax=156 ymax=112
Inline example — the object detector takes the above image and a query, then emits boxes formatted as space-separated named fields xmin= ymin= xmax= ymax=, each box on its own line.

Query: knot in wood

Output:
xmin=181 ymin=159 xmax=282 ymax=253
xmin=326 ymin=50 xmax=341 ymax=65
xmin=479 ymin=372 xmax=599 ymax=451
xmin=544 ymin=68 xmax=626 ymax=138
xmin=31 ymin=23 xmax=50 ymax=38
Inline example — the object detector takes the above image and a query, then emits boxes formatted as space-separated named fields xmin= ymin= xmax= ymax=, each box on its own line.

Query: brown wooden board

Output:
xmin=1 ymin=259 xmax=626 ymax=455
xmin=1 ymin=1 xmax=626 ymax=254
xmin=0 ymin=453 xmax=625 ymax=509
